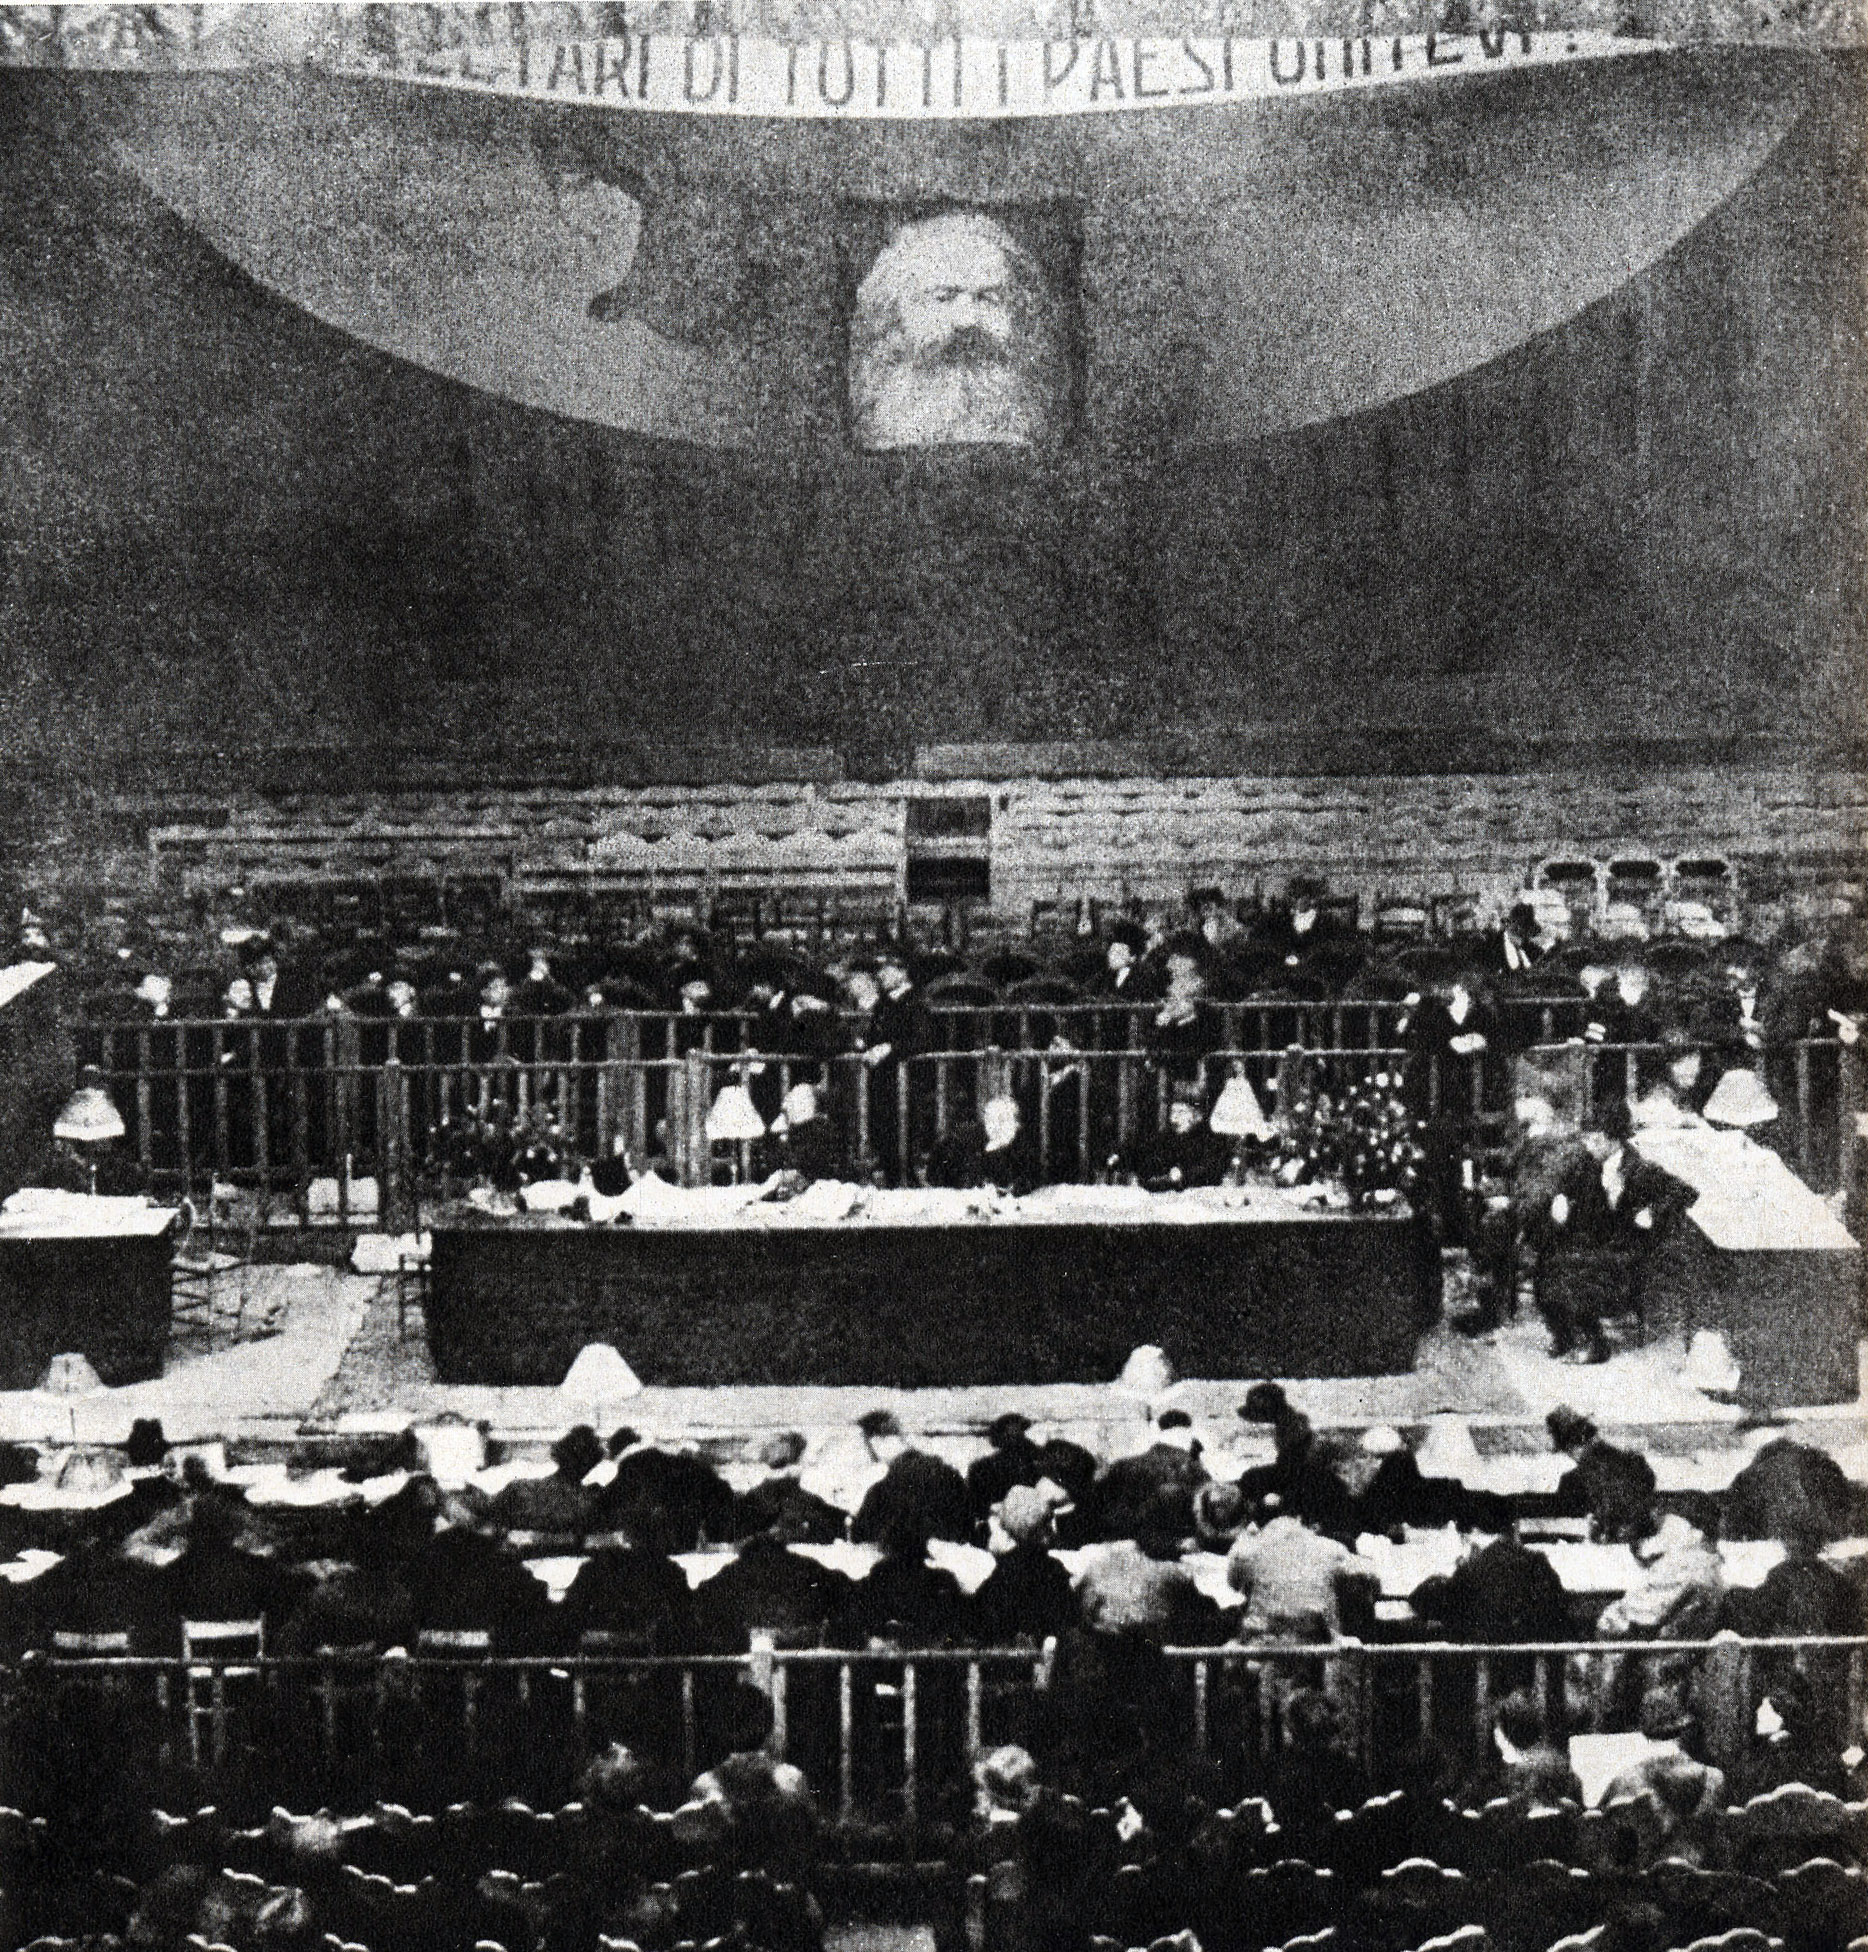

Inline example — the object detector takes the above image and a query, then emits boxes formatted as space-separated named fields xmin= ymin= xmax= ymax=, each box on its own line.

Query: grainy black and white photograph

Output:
xmin=0 ymin=3 xmax=1863 ymax=1949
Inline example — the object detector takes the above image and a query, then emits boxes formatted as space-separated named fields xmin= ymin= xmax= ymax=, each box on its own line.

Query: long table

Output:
xmin=1632 ymin=1125 xmax=1862 ymax=1405
xmin=426 ymin=1185 xmax=1436 ymax=1387
xmin=0 ymin=1194 xmax=178 ymax=1389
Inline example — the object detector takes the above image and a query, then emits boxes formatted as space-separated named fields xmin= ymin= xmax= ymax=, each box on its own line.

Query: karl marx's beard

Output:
xmin=851 ymin=320 xmax=1054 ymax=450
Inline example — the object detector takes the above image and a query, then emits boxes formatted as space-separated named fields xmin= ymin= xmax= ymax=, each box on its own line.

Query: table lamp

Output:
xmin=1702 ymin=1068 xmax=1778 ymax=1129
xmin=1209 ymin=1070 xmax=1273 ymax=1180
xmin=705 ymin=1082 xmax=766 ymax=1183
xmin=53 ymin=1067 xmax=126 ymax=1194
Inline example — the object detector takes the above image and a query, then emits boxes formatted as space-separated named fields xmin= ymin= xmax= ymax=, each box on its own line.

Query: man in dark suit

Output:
xmin=757 ymin=1082 xmax=849 ymax=1185
xmin=966 ymin=1412 xmax=1046 ymax=1529
xmin=1723 ymin=1437 xmax=1862 ymax=1544
xmin=971 ymin=1487 xmax=1077 ymax=1644
xmin=925 ymin=1093 xmax=1042 ymax=1195
xmin=559 ymin=1542 xmax=696 ymax=1652
xmin=735 ymin=1433 xmax=847 ymax=1545
xmin=865 ymin=949 xmax=936 ymax=1184
xmin=1410 ymin=1532 xmax=1573 ymax=1646
xmin=513 ymin=945 xmax=573 ymax=1018
xmin=1091 ymin=921 xmax=1157 ymax=1004
xmin=1117 ymin=1083 xmax=1232 ymax=1192
xmin=1534 ymin=1099 xmax=1689 ymax=1363
xmin=1078 ymin=1414 xmax=1208 ymax=1543
xmin=693 ymin=1530 xmax=855 ymax=1650
xmin=1547 ymin=1407 xmax=1658 ymax=1542
xmin=851 ymin=1428 xmax=972 ymax=1548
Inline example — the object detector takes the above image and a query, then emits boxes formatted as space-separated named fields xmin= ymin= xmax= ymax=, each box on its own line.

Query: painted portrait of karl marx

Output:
xmin=849 ymin=209 xmax=1075 ymax=451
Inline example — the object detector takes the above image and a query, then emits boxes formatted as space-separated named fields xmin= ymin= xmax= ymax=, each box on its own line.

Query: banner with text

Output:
xmin=337 ymin=29 xmax=1670 ymax=116
xmin=0 ymin=8 xmax=1671 ymax=114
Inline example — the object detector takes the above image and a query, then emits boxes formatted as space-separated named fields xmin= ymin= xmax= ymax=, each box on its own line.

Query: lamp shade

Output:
xmin=1209 ymin=1072 xmax=1273 ymax=1141
xmin=705 ymin=1083 xmax=767 ymax=1142
xmin=53 ymin=1070 xmax=125 ymax=1144
xmin=1702 ymin=1067 xmax=1779 ymax=1128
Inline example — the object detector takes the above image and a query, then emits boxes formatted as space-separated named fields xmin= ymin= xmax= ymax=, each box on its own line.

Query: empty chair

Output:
xmin=1667 ymin=1933 xmax=1784 ymax=1952
xmin=1776 ymin=1859 xmax=1868 ymax=1952
xmin=1247 ymin=1861 xmax=1338 ymax=1945
xmin=1327 ymin=1791 xmax=1414 ymax=1882
xmin=1726 ymin=1788 xmax=1868 ymax=1879
xmin=1641 ymin=1864 xmax=1786 ymax=1951
xmin=1480 ymin=1859 xmax=1599 ymax=1952
xmin=1274 ymin=1933 xmax=1340 ymax=1952
xmin=180 ymin=1618 xmax=266 ymax=1770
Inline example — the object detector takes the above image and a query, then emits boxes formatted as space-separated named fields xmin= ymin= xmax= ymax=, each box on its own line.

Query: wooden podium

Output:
xmin=1635 ymin=1125 xmax=1861 ymax=1406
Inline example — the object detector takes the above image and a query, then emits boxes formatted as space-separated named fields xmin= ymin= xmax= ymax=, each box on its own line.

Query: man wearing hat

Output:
xmin=1547 ymin=1407 xmax=1658 ymax=1543
xmin=1535 ymin=1097 xmax=1689 ymax=1362
xmin=972 ymin=1486 xmax=1076 ymax=1643
xmin=861 ymin=950 xmax=935 ymax=1185
xmin=851 ymin=1413 xmax=972 ymax=1548
xmin=1235 ymin=1384 xmax=1355 ymax=1538
xmin=1092 ymin=920 xmax=1156 ymax=1003
xmin=966 ymin=1412 xmax=1046 ymax=1528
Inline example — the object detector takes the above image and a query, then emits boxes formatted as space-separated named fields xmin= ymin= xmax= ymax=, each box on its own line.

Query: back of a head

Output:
xmin=579 ymin=1740 xmax=649 ymax=1811
xmin=1240 ymin=1381 xmax=1289 ymax=1424
xmin=1136 ymin=1486 xmax=1190 ymax=1557
xmin=1494 ymin=1691 xmax=1544 ymax=1752
xmin=721 ymin=1680 xmax=778 ymax=1756
xmin=553 ymin=1423 xmax=604 ymax=1481
xmin=1285 ymin=1688 xmax=1342 ymax=1755
xmin=1017 ymin=1785 xmax=1093 ymax=1889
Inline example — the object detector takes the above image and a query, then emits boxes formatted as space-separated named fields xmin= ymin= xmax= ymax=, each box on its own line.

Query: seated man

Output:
xmin=851 ymin=1422 xmax=972 ymax=1547
xmin=486 ymin=1425 xmax=603 ymax=1540
xmin=1118 ymin=1081 xmax=1232 ymax=1192
xmin=735 ymin=1432 xmax=847 ymax=1545
xmin=1074 ymin=1502 xmax=1225 ymax=1646
xmin=1226 ymin=1507 xmax=1377 ymax=1641
xmin=925 ymin=1093 xmax=1041 ymax=1195
xmin=965 ymin=1411 xmax=1046 ymax=1528
xmin=971 ymin=1487 xmax=1077 ymax=1645
xmin=757 ymin=1082 xmax=848 ymax=1185
xmin=1533 ymin=1096 xmax=1689 ymax=1363
xmin=1547 ymin=1408 xmax=1658 ymax=1543
xmin=1235 ymin=1383 xmax=1355 ymax=1538
xmin=1460 ymin=1691 xmax=1583 ymax=1810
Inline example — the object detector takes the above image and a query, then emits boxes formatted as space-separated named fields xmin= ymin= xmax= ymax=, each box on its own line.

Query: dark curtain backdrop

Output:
xmin=0 ymin=58 xmax=1861 ymax=782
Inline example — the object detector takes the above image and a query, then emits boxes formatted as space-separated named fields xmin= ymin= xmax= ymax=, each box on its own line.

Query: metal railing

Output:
xmin=67 ymin=1014 xmax=1861 ymax=1219
xmin=14 ymin=1636 xmax=1866 ymax=1845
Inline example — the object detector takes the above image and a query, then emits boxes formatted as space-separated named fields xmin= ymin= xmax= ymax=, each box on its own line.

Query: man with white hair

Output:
xmin=849 ymin=208 xmax=1072 ymax=451
xmin=925 ymin=1093 xmax=1041 ymax=1194
xmin=763 ymin=1081 xmax=846 ymax=1183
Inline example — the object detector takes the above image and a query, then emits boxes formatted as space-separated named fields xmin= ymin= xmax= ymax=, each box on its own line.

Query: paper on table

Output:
xmin=927 ymin=1537 xmax=999 ymax=1595
xmin=0 ymin=1548 xmax=64 ymax=1583
xmin=1570 ymin=1732 xmax=1664 ymax=1807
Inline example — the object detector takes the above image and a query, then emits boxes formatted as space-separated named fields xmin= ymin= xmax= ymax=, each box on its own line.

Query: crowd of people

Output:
xmin=4 ymin=1391 xmax=1863 ymax=1809
xmin=43 ymin=882 xmax=1868 ymax=1247
xmin=45 ymin=883 xmax=1868 ymax=1047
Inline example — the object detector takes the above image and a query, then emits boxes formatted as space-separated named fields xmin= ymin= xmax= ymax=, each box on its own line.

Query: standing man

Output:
xmin=866 ymin=949 xmax=935 ymax=1185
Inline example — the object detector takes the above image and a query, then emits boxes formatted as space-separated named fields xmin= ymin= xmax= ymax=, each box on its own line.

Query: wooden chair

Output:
xmin=180 ymin=1617 xmax=265 ymax=1769
xmin=1666 ymin=1931 xmax=1784 ymax=1952
xmin=1726 ymin=1786 xmax=1868 ymax=1878
xmin=1774 ymin=1857 xmax=1868 ymax=1952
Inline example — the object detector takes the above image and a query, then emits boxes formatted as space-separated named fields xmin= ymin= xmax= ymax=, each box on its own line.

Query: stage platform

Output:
xmin=0 ymin=1252 xmax=1859 ymax=1504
